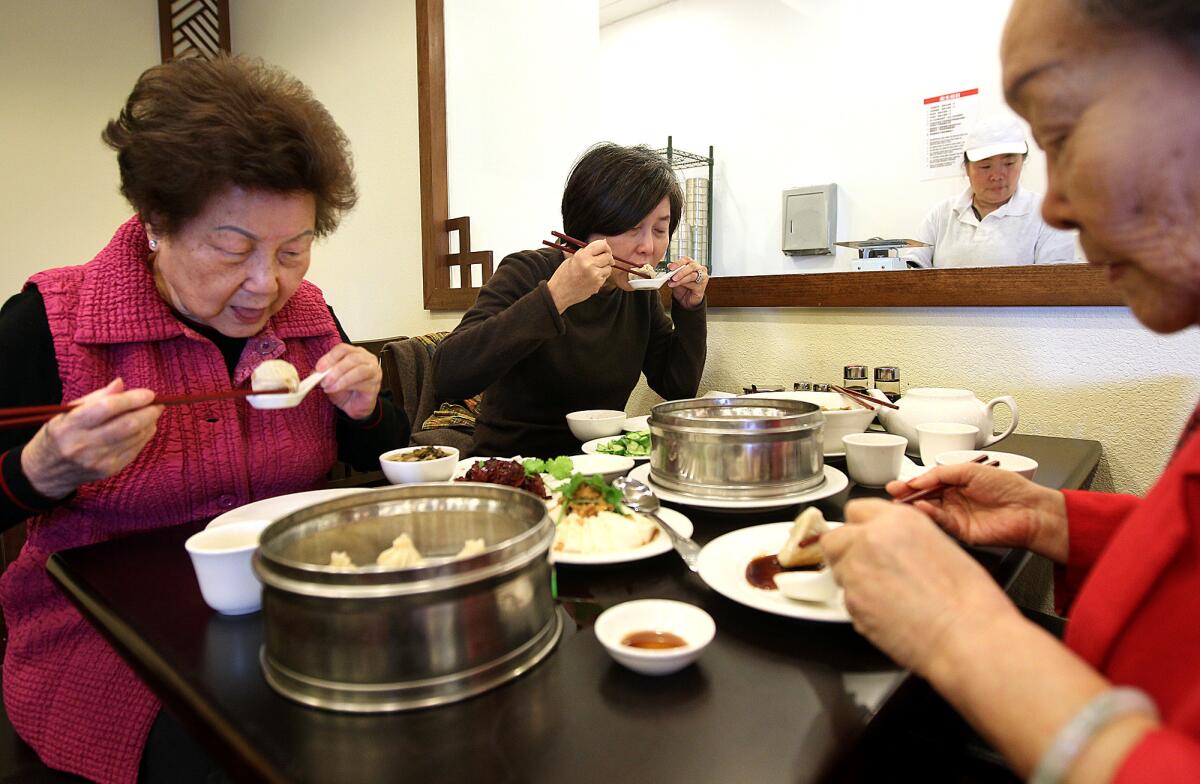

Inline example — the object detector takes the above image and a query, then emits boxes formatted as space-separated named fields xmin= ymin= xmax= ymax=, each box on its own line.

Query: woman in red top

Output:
xmin=823 ymin=1 xmax=1200 ymax=782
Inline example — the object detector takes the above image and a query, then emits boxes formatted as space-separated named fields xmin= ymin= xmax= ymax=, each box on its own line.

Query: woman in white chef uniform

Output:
xmin=904 ymin=116 xmax=1077 ymax=268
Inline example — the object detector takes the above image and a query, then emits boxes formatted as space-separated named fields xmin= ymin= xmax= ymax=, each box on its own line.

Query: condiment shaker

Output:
xmin=874 ymin=366 xmax=901 ymax=402
xmin=842 ymin=365 xmax=868 ymax=393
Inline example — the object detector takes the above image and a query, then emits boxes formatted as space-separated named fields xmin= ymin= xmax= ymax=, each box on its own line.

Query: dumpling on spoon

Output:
xmin=778 ymin=507 xmax=829 ymax=568
xmin=251 ymin=359 xmax=300 ymax=393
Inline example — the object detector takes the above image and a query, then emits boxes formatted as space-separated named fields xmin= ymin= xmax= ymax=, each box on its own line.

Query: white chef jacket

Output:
xmin=902 ymin=186 xmax=1078 ymax=268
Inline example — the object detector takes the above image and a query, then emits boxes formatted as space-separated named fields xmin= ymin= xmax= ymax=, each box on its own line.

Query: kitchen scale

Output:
xmin=836 ymin=238 xmax=930 ymax=271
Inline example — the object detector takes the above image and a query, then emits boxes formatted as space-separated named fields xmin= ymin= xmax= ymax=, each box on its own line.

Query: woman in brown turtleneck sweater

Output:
xmin=434 ymin=143 xmax=708 ymax=458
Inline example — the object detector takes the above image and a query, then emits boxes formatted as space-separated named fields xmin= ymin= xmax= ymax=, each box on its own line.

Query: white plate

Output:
xmin=626 ymin=463 xmax=849 ymax=512
xmin=623 ymin=415 xmax=650 ymax=432
xmin=206 ymin=487 xmax=371 ymax=529
xmin=568 ymin=453 xmax=635 ymax=477
xmin=552 ymin=507 xmax=694 ymax=566
xmin=581 ymin=435 xmax=651 ymax=461
xmin=697 ymin=522 xmax=851 ymax=622
xmin=898 ymin=456 xmax=927 ymax=483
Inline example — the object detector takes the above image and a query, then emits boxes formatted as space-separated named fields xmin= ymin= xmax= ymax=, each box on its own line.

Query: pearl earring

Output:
xmin=148 ymin=238 xmax=159 ymax=252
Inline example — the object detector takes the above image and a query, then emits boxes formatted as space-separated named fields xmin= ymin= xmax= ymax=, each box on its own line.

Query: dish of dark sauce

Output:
xmin=621 ymin=630 xmax=688 ymax=650
xmin=745 ymin=554 xmax=822 ymax=590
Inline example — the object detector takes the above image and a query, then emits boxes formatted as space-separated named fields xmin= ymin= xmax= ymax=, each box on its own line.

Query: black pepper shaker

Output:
xmin=874 ymin=366 xmax=901 ymax=402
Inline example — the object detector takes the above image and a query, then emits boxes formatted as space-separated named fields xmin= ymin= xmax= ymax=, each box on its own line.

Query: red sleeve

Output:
xmin=1114 ymin=728 xmax=1200 ymax=783
xmin=1054 ymin=490 xmax=1142 ymax=614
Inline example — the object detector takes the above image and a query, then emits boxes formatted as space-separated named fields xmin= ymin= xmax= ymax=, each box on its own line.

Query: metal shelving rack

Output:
xmin=655 ymin=136 xmax=714 ymax=271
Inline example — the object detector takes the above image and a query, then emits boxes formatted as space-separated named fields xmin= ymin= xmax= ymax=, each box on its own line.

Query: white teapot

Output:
xmin=869 ymin=388 xmax=1018 ymax=454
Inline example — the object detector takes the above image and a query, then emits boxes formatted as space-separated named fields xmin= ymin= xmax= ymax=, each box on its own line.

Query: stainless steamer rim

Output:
xmin=254 ymin=484 xmax=560 ymax=713
xmin=648 ymin=466 xmax=827 ymax=500
xmin=649 ymin=396 xmax=825 ymax=500
xmin=260 ymin=612 xmax=562 ymax=713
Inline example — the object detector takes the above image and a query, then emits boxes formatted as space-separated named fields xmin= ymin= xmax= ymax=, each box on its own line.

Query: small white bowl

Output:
xmin=594 ymin=599 xmax=715 ymax=676
xmin=379 ymin=445 xmax=460 ymax=484
xmin=566 ymin=410 xmax=627 ymax=441
xmin=567 ymin=453 xmax=635 ymax=482
xmin=185 ymin=519 xmax=271 ymax=615
xmin=935 ymin=450 xmax=1038 ymax=480
xmin=773 ymin=569 xmax=838 ymax=603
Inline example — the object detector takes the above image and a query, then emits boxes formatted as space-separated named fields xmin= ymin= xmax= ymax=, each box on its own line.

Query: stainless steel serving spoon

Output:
xmin=612 ymin=476 xmax=702 ymax=571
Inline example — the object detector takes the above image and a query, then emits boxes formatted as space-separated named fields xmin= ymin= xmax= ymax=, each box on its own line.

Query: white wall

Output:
xmin=444 ymin=0 xmax=600 ymax=274
xmin=439 ymin=0 xmax=1200 ymax=495
xmin=1 ymin=0 xmax=447 ymax=342
xmin=232 ymin=0 xmax=459 ymax=340
xmin=0 ymin=1 xmax=159 ymax=298
xmin=599 ymin=0 xmax=1052 ymax=275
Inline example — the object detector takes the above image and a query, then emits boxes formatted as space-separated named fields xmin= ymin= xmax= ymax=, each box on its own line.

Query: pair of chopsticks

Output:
xmin=541 ymin=231 xmax=653 ymax=279
xmin=0 ymin=388 xmax=281 ymax=430
xmin=894 ymin=454 xmax=996 ymax=505
xmin=829 ymin=384 xmax=900 ymax=411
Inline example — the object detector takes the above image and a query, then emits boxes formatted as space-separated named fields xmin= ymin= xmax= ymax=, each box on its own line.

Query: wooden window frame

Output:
xmin=414 ymin=0 xmax=1123 ymax=310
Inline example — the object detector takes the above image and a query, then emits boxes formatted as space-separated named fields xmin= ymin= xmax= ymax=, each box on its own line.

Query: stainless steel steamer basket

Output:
xmin=253 ymin=484 xmax=561 ymax=713
xmin=649 ymin=397 xmax=825 ymax=499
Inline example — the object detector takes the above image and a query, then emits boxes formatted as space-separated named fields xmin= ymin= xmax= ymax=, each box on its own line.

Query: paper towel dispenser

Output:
xmin=781 ymin=184 xmax=836 ymax=256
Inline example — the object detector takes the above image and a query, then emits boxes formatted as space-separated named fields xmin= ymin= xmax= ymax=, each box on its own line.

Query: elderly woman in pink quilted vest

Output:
xmin=0 ymin=57 xmax=409 ymax=782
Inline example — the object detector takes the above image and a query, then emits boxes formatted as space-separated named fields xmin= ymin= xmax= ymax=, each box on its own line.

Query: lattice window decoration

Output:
xmin=158 ymin=0 xmax=231 ymax=63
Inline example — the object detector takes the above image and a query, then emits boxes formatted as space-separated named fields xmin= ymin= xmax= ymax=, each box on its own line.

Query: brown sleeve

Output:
xmin=641 ymin=295 xmax=707 ymax=401
xmin=433 ymin=250 xmax=566 ymax=401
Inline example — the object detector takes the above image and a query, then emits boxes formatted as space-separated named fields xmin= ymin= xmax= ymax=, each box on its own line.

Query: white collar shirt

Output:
xmin=903 ymin=186 xmax=1078 ymax=268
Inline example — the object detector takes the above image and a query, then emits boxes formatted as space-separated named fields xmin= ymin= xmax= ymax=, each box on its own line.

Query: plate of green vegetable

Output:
xmin=582 ymin=431 xmax=651 ymax=460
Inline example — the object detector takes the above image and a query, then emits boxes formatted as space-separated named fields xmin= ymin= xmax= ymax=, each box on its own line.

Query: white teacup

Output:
xmin=184 ymin=520 xmax=270 ymax=615
xmin=917 ymin=423 xmax=980 ymax=467
xmin=842 ymin=433 xmax=908 ymax=487
xmin=935 ymin=450 xmax=1039 ymax=480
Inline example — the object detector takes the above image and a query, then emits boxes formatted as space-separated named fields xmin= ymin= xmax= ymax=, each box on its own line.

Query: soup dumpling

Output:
xmin=251 ymin=359 xmax=300 ymax=393
xmin=376 ymin=533 xmax=425 ymax=568
xmin=778 ymin=507 xmax=829 ymax=568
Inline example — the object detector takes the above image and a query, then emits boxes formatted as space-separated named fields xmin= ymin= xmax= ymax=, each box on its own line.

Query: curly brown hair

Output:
xmin=102 ymin=55 xmax=356 ymax=238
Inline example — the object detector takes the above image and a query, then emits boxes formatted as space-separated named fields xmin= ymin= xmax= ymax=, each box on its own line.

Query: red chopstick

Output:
xmin=827 ymin=385 xmax=876 ymax=411
xmin=894 ymin=455 xmax=995 ymax=505
xmin=0 ymin=388 xmax=285 ymax=430
xmin=548 ymin=231 xmax=654 ymax=279
xmin=829 ymin=384 xmax=900 ymax=411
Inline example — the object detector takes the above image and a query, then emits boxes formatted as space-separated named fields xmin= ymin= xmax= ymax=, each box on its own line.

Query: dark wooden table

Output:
xmin=48 ymin=434 xmax=1100 ymax=784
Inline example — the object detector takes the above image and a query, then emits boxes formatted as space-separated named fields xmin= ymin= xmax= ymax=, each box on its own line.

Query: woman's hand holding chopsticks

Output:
xmin=20 ymin=378 xmax=164 ymax=500
xmin=885 ymin=461 xmax=1071 ymax=563
xmin=546 ymin=238 xmax=616 ymax=313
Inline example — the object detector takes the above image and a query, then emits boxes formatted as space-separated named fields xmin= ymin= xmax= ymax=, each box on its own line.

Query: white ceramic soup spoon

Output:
xmin=246 ymin=371 xmax=328 ymax=410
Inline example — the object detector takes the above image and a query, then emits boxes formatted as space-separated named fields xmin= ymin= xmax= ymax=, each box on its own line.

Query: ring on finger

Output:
xmin=694 ymin=267 xmax=705 ymax=283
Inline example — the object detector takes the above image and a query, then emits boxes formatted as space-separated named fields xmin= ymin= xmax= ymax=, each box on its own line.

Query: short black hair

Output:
xmin=561 ymin=143 xmax=683 ymax=241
